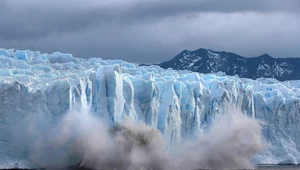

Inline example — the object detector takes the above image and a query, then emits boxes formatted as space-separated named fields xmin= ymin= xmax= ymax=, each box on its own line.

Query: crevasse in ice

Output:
xmin=0 ymin=48 xmax=300 ymax=168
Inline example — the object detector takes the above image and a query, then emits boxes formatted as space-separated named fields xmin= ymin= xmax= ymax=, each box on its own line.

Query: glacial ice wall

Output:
xmin=0 ymin=49 xmax=300 ymax=168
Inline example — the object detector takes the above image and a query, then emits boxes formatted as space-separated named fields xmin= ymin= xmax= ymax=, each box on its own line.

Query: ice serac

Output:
xmin=0 ymin=48 xmax=300 ymax=168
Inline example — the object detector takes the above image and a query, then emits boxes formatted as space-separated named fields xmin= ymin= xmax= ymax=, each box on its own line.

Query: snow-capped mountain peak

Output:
xmin=159 ymin=48 xmax=299 ymax=81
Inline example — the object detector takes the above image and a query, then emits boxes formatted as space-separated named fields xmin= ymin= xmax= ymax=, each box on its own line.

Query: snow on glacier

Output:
xmin=0 ymin=48 xmax=300 ymax=168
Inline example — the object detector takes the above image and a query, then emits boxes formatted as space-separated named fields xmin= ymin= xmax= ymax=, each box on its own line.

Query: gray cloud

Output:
xmin=0 ymin=0 xmax=300 ymax=63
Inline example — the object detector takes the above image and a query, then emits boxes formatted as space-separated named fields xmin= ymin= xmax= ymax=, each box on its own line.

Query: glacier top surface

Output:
xmin=1 ymin=48 xmax=299 ymax=99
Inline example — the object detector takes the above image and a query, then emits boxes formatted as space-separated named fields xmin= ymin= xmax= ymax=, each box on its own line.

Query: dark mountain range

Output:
xmin=159 ymin=48 xmax=300 ymax=81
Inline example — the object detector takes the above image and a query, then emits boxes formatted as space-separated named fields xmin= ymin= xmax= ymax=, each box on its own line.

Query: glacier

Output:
xmin=0 ymin=48 xmax=300 ymax=168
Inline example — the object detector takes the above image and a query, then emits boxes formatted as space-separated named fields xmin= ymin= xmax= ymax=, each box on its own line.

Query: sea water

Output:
xmin=256 ymin=165 xmax=300 ymax=170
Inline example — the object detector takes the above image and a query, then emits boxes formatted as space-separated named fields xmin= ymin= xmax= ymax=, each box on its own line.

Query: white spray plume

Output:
xmin=12 ymin=106 xmax=264 ymax=170
xmin=174 ymin=107 xmax=264 ymax=169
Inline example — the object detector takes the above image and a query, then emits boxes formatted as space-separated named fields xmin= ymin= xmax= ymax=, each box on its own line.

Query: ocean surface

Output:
xmin=65 ymin=165 xmax=300 ymax=170
xmin=57 ymin=165 xmax=300 ymax=170
xmin=3 ymin=165 xmax=300 ymax=169
xmin=255 ymin=165 xmax=300 ymax=170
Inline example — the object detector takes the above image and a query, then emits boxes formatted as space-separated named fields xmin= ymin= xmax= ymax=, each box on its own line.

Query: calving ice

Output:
xmin=0 ymin=49 xmax=300 ymax=169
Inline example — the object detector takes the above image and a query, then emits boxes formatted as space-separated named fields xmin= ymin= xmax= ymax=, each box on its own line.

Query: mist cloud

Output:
xmin=11 ymin=106 xmax=263 ymax=170
xmin=10 ymin=107 xmax=264 ymax=169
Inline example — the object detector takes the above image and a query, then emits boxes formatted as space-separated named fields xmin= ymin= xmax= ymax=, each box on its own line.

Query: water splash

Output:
xmin=11 ymin=107 xmax=264 ymax=170
xmin=174 ymin=107 xmax=264 ymax=169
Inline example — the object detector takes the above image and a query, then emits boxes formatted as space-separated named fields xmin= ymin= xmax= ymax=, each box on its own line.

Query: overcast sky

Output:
xmin=0 ymin=0 xmax=300 ymax=63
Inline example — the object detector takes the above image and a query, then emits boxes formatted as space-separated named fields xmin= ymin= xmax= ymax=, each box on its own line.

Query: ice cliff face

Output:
xmin=0 ymin=48 xmax=300 ymax=168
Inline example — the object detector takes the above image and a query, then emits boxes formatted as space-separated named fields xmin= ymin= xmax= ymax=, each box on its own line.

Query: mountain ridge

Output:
xmin=159 ymin=48 xmax=300 ymax=81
